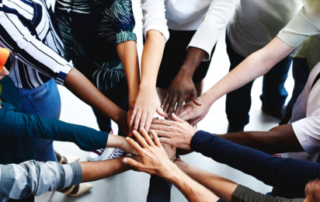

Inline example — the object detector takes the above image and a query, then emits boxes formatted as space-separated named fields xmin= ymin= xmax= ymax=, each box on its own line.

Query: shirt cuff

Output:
xmin=56 ymin=62 xmax=73 ymax=86
xmin=61 ymin=163 xmax=82 ymax=189
xmin=143 ymin=25 xmax=170 ymax=42
xmin=116 ymin=31 xmax=137 ymax=44
xmin=190 ymin=130 xmax=215 ymax=156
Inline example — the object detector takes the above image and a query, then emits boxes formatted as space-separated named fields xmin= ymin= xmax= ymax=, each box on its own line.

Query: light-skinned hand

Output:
xmin=123 ymin=128 xmax=175 ymax=178
xmin=150 ymin=113 xmax=197 ymax=150
xmin=130 ymin=89 xmax=166 ymax=132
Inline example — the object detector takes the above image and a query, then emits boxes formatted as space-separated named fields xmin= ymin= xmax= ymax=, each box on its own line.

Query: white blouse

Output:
xmin=141 ymin=0 xmax=239 ymax=60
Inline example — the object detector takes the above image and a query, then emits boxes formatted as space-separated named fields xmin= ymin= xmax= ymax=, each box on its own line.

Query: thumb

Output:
xmin=156 ymin=107 xmax=167 ymax=117
xmin=191 ymin=91 xmax=201 ymax=106
xmin=123 ymin=158 xmax=143 ymax=169
xmin=171 ymin=113 xmax=185 ymax=123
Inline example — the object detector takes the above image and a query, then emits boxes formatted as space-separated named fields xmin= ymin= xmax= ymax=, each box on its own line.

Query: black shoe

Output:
xmin=261 ymin=106 xmax=283 ymax=120
xmin=227 ymin=125 xmax=244 ymax=133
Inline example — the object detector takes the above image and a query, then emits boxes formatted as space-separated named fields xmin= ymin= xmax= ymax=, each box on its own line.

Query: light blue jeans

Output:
xmin=19 ymin=78 xmax=61 ymax=162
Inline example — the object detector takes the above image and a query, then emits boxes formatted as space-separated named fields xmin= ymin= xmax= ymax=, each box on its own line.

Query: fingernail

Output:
xmin=126 ymin=137 xmax=130 ymax=139
xmin=133 ymin=130 xmax=137 ymax=133
xmin=123 ymin=158 xmax=128 ymax=163
xmin=129 ymin=133 xmax=132 ymax=137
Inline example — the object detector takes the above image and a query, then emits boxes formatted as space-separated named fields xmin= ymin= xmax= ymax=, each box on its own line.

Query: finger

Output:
xmin=129 ymin=108 xmax=138 ymax=126
xmin=159 ymin=137 xmax=172 ymax=145
xmin=190 ymin=117 xmax=202 ymax=126
xmin=179 ymin=111 xmax=193 ymax=122
xmin=139 ymin=128 xmax=154 ymax=147
xmin=150 ymin=123 xmax=170 ymax=132
xmin=161 ymin=92 xmax=170 ymax=109
xmin=151 ymin=118 xmax=172 ymax=126
xmin=175 ymin=97 xmax=185 ymax=115
xmin=156 ymin=107 xmax=167 ymax=117
xmin=139 ymin=112 xmax=148 ymax=131
xmin=132 ymin=130 xmax=149 ymax=148
xmin=149 ymin=130 xmax=161 ymax=147
xmin=163 ymin=94 xmax=174 ymax=115
xmin=171 ymin=113 xmax=186 ymax=123
xmin=133 ymin=111 xmax=142 ymax=131
xmin=190 ymin=91 xmax=201 ymax=106
xmin=166 ymin=95 xmax=178 ymax=117
xmin=126 ymin=136 xmax=143 ymax=153
xmin=144 ymin=113 xmax=153 ymax=132
xmin=123 ymin=158 xmax=144 ymax=170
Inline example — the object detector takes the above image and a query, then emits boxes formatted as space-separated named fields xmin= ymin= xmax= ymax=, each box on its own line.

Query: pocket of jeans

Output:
xmin=30 ymin=86 xmax=50 ymax=102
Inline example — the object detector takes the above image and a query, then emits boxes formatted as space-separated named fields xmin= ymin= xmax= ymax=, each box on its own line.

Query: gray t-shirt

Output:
xmin=227 ymin=0 xmax=302 ymax=57
xmin=232 ymin=185 xmax=304 ymax=202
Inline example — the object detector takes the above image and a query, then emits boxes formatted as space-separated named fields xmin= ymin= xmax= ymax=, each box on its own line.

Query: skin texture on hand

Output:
xmin=123 ymin=129 xmax=216 ymax=202
xmin=177 ymin=93 xmax=211 ymax=125
xmin=130 ymin=88 xmax=166 ymax=131
xmin=130 ymin=30 xmax=166 ymax=132
xmin=123 ymin=128 xmax=174 ymax=177
xmin=161 ymin=47 xmax=207 ymax=117
xmin=150 ymin=113 xmax=197 ymax=150
xmin=162 ymin=73 xmax=200 ymax=118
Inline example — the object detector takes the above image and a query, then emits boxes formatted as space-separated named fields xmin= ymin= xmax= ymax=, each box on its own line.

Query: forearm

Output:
xmin=80 ymin=157 xmax=130 ymax=182
xmin=191 ymin=131 xmax=320 ymax=191
xmin=178 ymin=47 xmax=207 ymax=77
xmin=177 ymin=162 xmax=236 ymax=202
xmin=8 ymin=109 xmax=109 ymax=151
xmin=106 ymin=135 xmax=137 ymax=155
xmin=117 ymin=41 xmax=140 ymax=107
xmin=64 ymin=68 xmax=126 ymax=123
xmin=164 ymin=163 xmax=217 ymax=202
xmin=0 ymin=161 xmax=81 ymax=200
xmin=140 ymin=30 xmax=165 ymax=91
xmin=203 ymin=37 xmax=295 ymax=105
xmin=219 ymin=124 xmax=303 ymax=154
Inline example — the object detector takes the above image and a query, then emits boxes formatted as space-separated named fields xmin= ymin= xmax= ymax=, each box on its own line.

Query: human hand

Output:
xmin=123 ymin=128 xmax=175 ymax=178
xmin=150 ymin=113 xmax=197 ymax=150
xmin=127 ymin=108 xmax=134 ymax=136
xmin=130 ymin=88 xmax=166 ymax=132
xmin=162 ymin=143 xmax=176 ymax=161
xmin=177 ymin=94 xmax=211 ymax=126
xmin=162 ymin=73 xmax=201 ymax=117
xmin=0 ymin=67 xmax=9 ymax=81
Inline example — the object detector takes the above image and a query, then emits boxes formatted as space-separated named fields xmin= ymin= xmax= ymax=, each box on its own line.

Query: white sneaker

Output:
xmin=87 ymin=148 xmax=108 ymax=161
xmin=107 ymin=148 xmax=126 ymax=160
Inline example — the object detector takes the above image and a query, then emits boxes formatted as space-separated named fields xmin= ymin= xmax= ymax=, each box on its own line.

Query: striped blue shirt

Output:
xmin=0 ymin=161 xmax=82 ymax=202
xmin=0 ymin=0 xmax=73 ymax=89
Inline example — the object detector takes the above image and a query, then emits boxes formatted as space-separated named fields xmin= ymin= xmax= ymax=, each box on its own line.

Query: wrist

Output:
xmin=160 ymin=162 xmax=180 ymax=179
xmin=177 ymin=67 xmax=194 ymax=78
xmin=139 ymin=83 xmax=156 ymax=92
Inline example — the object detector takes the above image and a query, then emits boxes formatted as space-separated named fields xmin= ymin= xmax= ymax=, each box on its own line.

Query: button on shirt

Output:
xmin=0 ymin=0 xmax=73 ymax=89
xmin=55 ymin=0 xmax=137 ymax=91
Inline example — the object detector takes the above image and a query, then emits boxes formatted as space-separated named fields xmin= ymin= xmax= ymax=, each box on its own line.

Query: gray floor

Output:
xmin=36 ymin=1 xmax=294 ymax=201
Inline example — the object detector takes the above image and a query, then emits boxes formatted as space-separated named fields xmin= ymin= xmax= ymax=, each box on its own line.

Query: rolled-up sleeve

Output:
xmin=141 ymin=0 xmax=169 ymax=42
xmin=0 ymin=12 xmax=73 ymax=85
xmin=111 ymin=0 xmax=137 ymax=44
xmin=188 ymin=0 xmax=239 ymax=61
xmin=292 ymin=108 xmax=320 ymax=155
xmin=278 ymin=7 xmax=320 ymax=48
xmin=0 ymin=161 xmax=82 ymax=201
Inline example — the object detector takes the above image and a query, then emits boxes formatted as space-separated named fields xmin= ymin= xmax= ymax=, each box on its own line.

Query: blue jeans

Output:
xmin=19 ymin=78 xmax=61 ymax=162
xmin=225 ymin=34 xmax=291 ymax=130
xmin=92 ymin=77 xmax=129 ymax=136
xmin=281 ymin=58 xmax=310 ymax=124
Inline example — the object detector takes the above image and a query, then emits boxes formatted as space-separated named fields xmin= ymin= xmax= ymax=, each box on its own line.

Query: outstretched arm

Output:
xmin=178 ymin=37 xmax=295 ymax=125
xmin=162 ymin=0 xmax=239 ymax=116
xmin=130 ymin=30 xmax=166 ymax=132
xmin=123 ymin=129 xmax=217 ymax=202
xmin=0 ymin=158 xmax=131 ymax=201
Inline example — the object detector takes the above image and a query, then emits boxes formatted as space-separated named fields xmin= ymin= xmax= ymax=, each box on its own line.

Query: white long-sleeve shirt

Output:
xmin=141 ymin=0 xmax=239 ymax=60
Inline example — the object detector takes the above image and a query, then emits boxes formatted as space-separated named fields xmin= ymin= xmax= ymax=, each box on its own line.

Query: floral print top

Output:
xmin=55 ymin=0 xmax=137 ymax=90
